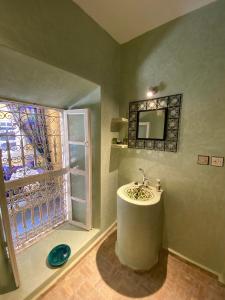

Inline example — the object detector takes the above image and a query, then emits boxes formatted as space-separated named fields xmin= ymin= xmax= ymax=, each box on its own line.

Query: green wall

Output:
xmin=119 ymin=0 xmax=225 ymax=277
xmin=0 ymin=45 xmax=97 ymax=108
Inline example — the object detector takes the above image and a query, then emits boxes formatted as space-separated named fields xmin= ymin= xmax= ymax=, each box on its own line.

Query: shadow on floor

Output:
xmin=96 ymin=232 xmax=168 ymax=298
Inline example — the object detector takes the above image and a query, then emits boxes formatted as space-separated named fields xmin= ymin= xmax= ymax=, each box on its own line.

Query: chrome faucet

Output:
xmin=139 ymin=168 xmax=150 ymax=186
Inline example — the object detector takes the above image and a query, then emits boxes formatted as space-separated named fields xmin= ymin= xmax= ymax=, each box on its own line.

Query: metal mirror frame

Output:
xmin=128 ymin=94 xmax=182 ymax=152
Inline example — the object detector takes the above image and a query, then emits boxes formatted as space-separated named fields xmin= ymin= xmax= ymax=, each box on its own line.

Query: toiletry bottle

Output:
xmin=156 ymin=179 xmax=161 ymax=192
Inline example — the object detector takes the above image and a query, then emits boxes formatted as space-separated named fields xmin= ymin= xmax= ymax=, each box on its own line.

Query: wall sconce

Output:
xmin=146 ymin=86 xmax=158 ymax=98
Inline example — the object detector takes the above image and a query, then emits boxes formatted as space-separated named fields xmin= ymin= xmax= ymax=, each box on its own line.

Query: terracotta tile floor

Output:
xmin=40 ymin=232 xmax=225 ymax=300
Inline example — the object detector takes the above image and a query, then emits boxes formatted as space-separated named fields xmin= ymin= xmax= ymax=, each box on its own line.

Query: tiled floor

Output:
xmin=40 ymin=231 xmax=225 ymax=300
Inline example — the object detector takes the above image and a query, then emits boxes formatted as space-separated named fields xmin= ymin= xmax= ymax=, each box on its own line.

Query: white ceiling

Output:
xmin=73 ymin=0 xmax=216 ymax=44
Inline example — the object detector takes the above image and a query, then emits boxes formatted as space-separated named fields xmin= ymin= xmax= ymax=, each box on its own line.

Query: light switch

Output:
xmin=211 ymin=156 xmax=224 ymax=167
xmin=197 ymin=155 xmax=209 ymax=165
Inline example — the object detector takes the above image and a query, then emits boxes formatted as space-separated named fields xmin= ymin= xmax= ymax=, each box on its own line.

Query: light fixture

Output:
xmin=146 ymin=86 xmax=158 ymax=98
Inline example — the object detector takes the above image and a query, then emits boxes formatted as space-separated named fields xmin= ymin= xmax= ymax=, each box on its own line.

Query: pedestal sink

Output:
xmin=116 ymin=182 xmax=163 ymax=271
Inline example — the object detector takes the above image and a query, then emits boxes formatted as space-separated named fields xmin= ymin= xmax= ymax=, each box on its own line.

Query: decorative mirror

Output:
xmin=137 ymin=109 xmax=167 ymax=140
xmin=128 ymin=94 xmax=182 ymax=152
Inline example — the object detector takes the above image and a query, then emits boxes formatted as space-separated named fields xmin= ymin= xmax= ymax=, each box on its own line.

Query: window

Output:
xmin=0 ymin=101 xmax=92 ymax=252
xmin=0 ymin=101 xmax=66 ymax=250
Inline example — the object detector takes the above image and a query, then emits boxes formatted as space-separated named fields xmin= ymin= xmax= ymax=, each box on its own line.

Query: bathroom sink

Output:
xmin=117 ymin=182 xmax=162 ymax=206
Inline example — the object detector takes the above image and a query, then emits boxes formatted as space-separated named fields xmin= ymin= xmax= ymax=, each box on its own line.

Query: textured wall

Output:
xmin=0 ymin=0 xmax=120 ymax=231
xmin=0 ymin=45 xmax=97 ymax=108
xmin=119 ymin=0 xmax=225 ymax=277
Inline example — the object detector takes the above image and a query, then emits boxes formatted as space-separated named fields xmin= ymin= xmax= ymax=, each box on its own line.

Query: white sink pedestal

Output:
xmin=116 ymin=183 xmax=163 ymax=271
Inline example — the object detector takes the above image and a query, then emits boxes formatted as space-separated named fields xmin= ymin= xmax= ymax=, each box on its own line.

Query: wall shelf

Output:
xmin=111 ymin=117 xmax=128 ymax=124
xmin=111 ymin=144 xmax=128 ymax=149
xmin=111 ymin=117 xmax=128 ymax=148
xmin=111 ymin=117 xmax=128 ymax=132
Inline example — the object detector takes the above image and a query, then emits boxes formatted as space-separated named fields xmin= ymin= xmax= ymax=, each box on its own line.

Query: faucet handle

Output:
xmin=139 ymin=168 xmax=145 ymax=175
xmin=143 ymin=177 xmax=152 ymax=186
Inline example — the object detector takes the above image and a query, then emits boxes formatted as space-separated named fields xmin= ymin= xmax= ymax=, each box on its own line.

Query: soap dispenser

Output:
xmin=156 ymin=179 xmax=161 ymax=192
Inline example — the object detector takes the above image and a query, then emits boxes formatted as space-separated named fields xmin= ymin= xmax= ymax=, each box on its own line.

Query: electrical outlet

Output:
xmin=211 ymin=156 xmax=224 ymax=167
xmin=197 ymin=155 xmax=209 ymax=165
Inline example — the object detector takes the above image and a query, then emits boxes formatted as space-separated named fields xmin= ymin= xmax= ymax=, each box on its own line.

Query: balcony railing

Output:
xmin=4 ymin=169 xmax=68 ymax=251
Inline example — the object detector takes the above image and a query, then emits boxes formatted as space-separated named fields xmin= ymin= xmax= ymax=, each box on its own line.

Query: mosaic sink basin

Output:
xmin=125 ymin=184 xmax=154 ymax=201
xmin=117 ymin=182 xmax=161 ymax=205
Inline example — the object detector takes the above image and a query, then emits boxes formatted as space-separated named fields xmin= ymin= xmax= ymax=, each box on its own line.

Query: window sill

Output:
xmin=3 ymin=223 xmax=100 ymax=300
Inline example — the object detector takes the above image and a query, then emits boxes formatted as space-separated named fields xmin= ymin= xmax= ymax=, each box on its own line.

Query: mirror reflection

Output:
xmin=137 ymin=109 xmax=166 ymax=140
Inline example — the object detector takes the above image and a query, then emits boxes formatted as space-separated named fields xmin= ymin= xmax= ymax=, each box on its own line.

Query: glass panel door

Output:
xmin=64 ymin=109 xmax=92 ymax=230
